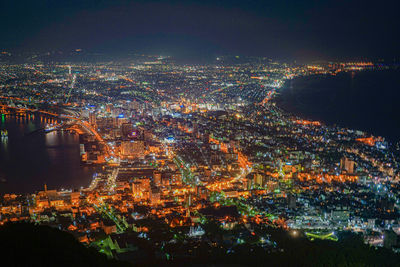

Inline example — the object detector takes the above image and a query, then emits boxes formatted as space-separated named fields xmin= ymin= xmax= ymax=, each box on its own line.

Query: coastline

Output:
xmin=274 ymin=69 xmax=400 ymax=143
xmin=0 ymin=114 xmax=96 ymax=195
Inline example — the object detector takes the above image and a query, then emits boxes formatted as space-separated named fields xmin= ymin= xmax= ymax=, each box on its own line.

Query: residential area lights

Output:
xmin=0 ymin=56 xmax=399 ymax=261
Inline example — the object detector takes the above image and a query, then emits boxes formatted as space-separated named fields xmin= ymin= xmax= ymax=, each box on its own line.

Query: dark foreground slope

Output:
xmin=0 ymin=222 xmax=127 ymax=267
xmin=1 ymin=222 xmax=400 ymax=267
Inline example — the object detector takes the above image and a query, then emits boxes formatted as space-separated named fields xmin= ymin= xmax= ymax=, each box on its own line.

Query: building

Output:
xmin=121 ymin=123 xmax=134 ymax=137
xmin=120 ymin=140 xmax=145 ymax=159
xmin=340 ymin=157 xmax=355 ymax=174
xmin=153 ymin=171 xmax=161 ymax=186
xmin=150 ymin=187 xmax=161 ymax=205
xmin=89 ymin=111 xmax=96 ymax=128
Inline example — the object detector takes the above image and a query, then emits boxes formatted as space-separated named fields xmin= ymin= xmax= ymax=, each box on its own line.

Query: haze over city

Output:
xmin=1 ymin=0 xmax=399 ymax=60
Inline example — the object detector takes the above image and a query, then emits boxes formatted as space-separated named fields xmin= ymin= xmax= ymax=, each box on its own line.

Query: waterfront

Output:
xmin=0 ymin=114 xmax=96 ymax=194
xmin=277 ymin=69 xmax=400 ymax=142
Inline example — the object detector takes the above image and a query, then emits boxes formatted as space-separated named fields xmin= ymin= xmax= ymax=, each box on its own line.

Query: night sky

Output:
xmin=0 ymin=0 xmax=398 ymax=60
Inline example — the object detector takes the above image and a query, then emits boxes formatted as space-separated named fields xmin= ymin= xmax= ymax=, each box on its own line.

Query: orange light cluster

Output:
xmin=307 ymin=65 xmax=324 ymax=70
xmin=178 ymin=124 xmax=192 ymax=134
xmin=342 ymin=62 xmax=373 ymax=67
xmin=209 ymin=137 xmax=251 ymax=168
xmin=294 ymin=120 xmax=321 ymax=126
xmin=356 ymin=136 xmax=381 ymax=146
xmin=297 ymin=173 xmax=358 ymax=183
xmin=261 ymin=91 xmax=274 ymax=105
xmin=237 ymin=151 xmax=251 ymax=168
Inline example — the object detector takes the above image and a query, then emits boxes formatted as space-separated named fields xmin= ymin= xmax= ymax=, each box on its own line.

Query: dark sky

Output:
xmin=0 ymin=0 xmax=398 ymax=60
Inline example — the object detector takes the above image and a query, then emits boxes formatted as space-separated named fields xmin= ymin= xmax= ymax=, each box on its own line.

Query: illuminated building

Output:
xmin=340 ymin=157 xmax=355 ymax=174
xmin=121 ymin=123 xmax=134 ymax=137
xmin=150 ymin=187 xmax=161 ymax=205
xmin=106 ymin=103 xmax=113 ymax=113
xmin=153 ymin=171 xmax=161 ymax=186
xmin=120 ymin=140 xmax=145 ymax=159
xmin=89 ymin=111 xmax=97 ymax=128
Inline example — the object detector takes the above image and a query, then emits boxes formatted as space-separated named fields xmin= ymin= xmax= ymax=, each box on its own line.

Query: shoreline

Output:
xmin=0 ymin=113 xmax=96 ymax=195
xmin=274 ymin=69 xmax=400 ymax=144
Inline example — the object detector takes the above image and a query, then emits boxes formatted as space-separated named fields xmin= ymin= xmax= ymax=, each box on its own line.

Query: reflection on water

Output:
xmin=46 ymin=131 xmax=60 ymax=146
xmin=0 ymin=114 xmax=97 ymax=194
xmin=0 ymin=136 xmax=8 ymax=155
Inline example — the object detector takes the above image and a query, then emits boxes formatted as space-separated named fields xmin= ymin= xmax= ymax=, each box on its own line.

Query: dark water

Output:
xmin=0 ymin=114 xmax=96 ymax=194
xmin=277 ymin=69 xmax=400 ymax=142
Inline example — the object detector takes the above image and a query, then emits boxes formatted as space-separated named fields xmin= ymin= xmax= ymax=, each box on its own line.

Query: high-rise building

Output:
xmin=153 ymin=171 xmax=161 ymax=186
xmin=121 ymin=123 xmax=134 ymax=137
xmin=340 ymin=157 xmax=355 ymax=174
xmin=79 ymin=144 xmax=85 ymax=155
xmin=89 ymin=112 xmax=96 ymax=128
xmin=150 ymin=187 xmax=161 ymax=205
